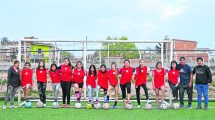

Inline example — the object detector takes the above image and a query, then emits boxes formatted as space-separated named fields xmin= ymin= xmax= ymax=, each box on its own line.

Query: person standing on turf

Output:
xmin=59 ymin=58 xmax=73 ymax=108
xmin=134 ymin=59 xmax=150 ymax=109
xmin=21 ymin=62 xmax=34 ymax=102
xmin=96 ymin=64 xmax=109 ymax=104
xmin=168 ymin=60 xmax=180 ymax=103
xmin=192 ymin=57 xmax=212 ymax=110
xmin=152 ymin=62 xmax=168 ymax=108
xmin=72 ymin=61 xmax=86 ymax=103
xmin=107 ymin=62 xmax=119 ymax=109
xmin=49 ymin=63 xmax=61 ymax=102
xmin=177 ymin=57 xmax=193 ymax=109
xmin=119 ymin=59 xmax=134 ymax=108
xmin=3 ymin=60 xmax=21 ymax=109
xmin=86 ymin=64 xmax=97 ymax=106
xmin=36 ymin=60 xmax=47 ymax=107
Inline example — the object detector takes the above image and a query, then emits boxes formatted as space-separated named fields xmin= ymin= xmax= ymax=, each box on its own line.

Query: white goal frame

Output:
xmin=17 ymin=39 xmax=173 ymax=107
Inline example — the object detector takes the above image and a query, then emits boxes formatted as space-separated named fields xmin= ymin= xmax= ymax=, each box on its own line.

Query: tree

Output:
xmin=102 ymin=36 xmax=139 ymax=59
xmin=61 ymin=51 xmax=74 ymax=59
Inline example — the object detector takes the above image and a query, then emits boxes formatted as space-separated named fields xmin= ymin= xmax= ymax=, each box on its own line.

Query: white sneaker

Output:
xmin=137 ymin=105 xmax=141 ymax=109
xmin=10 ymin=105 xmax=17 ymax=108
xmin=3 ymin=105 xmax=6 ymax=109
xmin=43 ymin=104 xmax=46 ymax=107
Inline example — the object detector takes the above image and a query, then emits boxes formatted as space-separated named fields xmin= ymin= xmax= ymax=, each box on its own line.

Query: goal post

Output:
xmin=17 ymin=39 xmax=173 ymax=107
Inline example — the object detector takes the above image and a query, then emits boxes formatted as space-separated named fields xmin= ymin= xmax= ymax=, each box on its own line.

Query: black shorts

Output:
xmin=73 ymin=82 xmax=84 ymax=88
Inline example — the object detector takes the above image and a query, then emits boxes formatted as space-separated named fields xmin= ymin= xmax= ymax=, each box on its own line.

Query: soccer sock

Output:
xmin=114 ymin=101 xmax=117 ymax=106
xmin=75 ymin=91 xmax=80 ymax=101
xmin=107 ymin=95 xmax=109 ymax=101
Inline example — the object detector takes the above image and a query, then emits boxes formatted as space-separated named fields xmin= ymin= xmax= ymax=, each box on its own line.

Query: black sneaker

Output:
xmin=187 ymin=104 xmax=192 ymax=109
xmin=180 ymin=104 xmax=184 ymax=109
xmin=196 ymin=106 xmax=201 ymax=110
xmin=204 ymin=106 xmax=208 ymax=110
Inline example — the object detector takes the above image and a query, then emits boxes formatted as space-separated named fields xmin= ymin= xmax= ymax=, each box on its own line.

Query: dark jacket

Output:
xmin=7 ymin=66 xmax=21 ymax=87
xmin=192 ymin=65 xmax=212 ymax=84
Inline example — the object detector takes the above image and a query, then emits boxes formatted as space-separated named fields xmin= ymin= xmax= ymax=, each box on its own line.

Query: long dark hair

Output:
xmin=111 ymin=62 xmax=118 ymax=78
xmin=50 ymin=63 xmax=57 ymax=71
xmin=139 ymin=59 xmax=145 ymax=73
xmin=63 ymin=58 xmax=72 ymax=67
xmin=100 ymin=64 xmax=107 ymax=73
xmin=89 ymin=64 xmax=97 ymax=76
xmin=170 ymin=60 xmax=178 ymax=70
xmin=23 ymin=62 xmax=31 ymax=69
xmin=75 ymin=61 xmax=83 ymax=69
xmin=37 ymin=60 xmax=46 ymax=70
xmin=155 ymin=62 xmax=162 ymax=69
xmin=13 ymin=60 xmax=20 ymax=69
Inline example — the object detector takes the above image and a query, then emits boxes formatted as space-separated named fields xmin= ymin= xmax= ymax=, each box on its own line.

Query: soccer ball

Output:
xmin=86 ymin=103 xmax=92 ymax=109
xmin=126 ymin=103 xmax=133 ymax=110
xmin=145 ymin=103 xmax=152 ymax=110
xmin=94 ymin=103 xmax=101 ymax=109
xmin=75 ymin=103 xmax=82 ymax=109
xmin=103 ymin=103 xmax=110 ymax=110
xmin=173 ymin=103 xmax=179 ymax=110
xmin=160 ymin=103 xmax=168 ymax=110
xmin=25 ymin=101 xmax=32 ymax=108
xmin=52 ymin=102 xmax=59 ymax=109
xmin=37 ymin=101 xmax=43 ymax=108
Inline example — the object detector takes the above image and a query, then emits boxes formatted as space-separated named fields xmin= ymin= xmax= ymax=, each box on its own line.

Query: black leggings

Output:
xmin=120 ymin=82 xmax=131 ymax=99
xmin=168 ymin=81 xmax=179 ymax=101
xmin=61 ymin=81 xmax=72 ymax=104
xmin=136 ymin=84 xmax=149 ymax=105
xmin=37 ymin=82 xmax=47 ymax=104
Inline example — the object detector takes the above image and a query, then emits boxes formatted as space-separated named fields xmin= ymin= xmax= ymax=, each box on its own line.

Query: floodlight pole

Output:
xmin=18 ymin=40 xmax=22 ymax=107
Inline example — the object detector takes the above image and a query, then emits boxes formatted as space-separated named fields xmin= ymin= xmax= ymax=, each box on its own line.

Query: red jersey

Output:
xmin=86 ymin=72 xmax=97 ymax=88
xmin=98 ymin=70 xmax=109 ymax=89
xmin=72 ymin=69 xmax=85 ymax=83
xmin=108 ymin=69 xmax=118 ymax=87
xmin=134 ymin=66 xmax=147 ymax=86
xmin=60 ymin=65 xmax=73 ymax=82
xmin=168 ymin=70 xmax=179 ymax=85
xmin=21 ymin=69 xmax=33 ymax=87
xmin=153 ymin=68 xmax=165 ymax=89
xmin=36 ymin=69 xmax=47 ymax=83
xmin=120 ymin=66 xmax=133 ymax=85
xmin=49 ymin=69 xmax=61 ymax=83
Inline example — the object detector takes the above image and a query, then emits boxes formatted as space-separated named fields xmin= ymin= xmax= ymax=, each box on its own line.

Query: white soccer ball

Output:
xmin=37 ymin=101 xmax=43 ymax=108
xmin=103 ymin=103 xmax=110 ymax=110
xmin=160 ymin=103 xmax=168 ymax=110
xmin=94 ymin=103 xmax=101 ymax=109
xmin=145 ymin=103 xmax=152 ymax=110
xmin=75 ymin=102 xmax=82 ymax=109
xmin=173 ymin=103 xmax=179 ymax=110
xmin=126 ymin=103 xmax=133 ymax=110
xmin=52 ymin=102 xmax=59 ymax=109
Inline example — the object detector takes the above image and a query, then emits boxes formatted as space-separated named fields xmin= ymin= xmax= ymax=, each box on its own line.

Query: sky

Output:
xmin=0 ymin=0 xmax=215 ymax=51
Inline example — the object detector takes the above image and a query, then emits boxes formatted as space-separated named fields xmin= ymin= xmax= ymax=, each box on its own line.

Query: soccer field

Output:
xmin=1 ymin=101 xmax=215 ymax=120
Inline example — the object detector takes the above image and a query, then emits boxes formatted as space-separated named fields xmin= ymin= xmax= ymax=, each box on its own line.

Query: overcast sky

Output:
xmin=0 ymin=0 xmax=215 ymax=51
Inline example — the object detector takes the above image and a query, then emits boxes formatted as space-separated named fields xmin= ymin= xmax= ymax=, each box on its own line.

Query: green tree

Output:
xmin=61 ymin=51 xmax=74 ymax=59
xmin=102 ymin=36 xmax=139 ymax=59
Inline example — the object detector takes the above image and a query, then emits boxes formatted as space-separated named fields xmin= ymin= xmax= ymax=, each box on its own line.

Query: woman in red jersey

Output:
xmin=96 ymin=64 xmax=109 ymax=104
xmin=21 ymin=62 xmax=33 ymax=102
xmin=134 ymin=59 xmax=150 ymax=108
xmin=86 ymin=64 xmax=97 ymax=105
xmin=168 ymin=60 xmax=180 ymax=103
xmin=107 ymin=62 xmax=119 ymax=108
xmin=36 ymin=60 xmax=47 ymax=107
xmin=152 ymin=62 xmax=168 ymax=107
xmin=119 ymin=59 xmax=134 ymax=108
xmin=49 ymin=63 xmax=61 ymax=102
xmin=59 ymin=58 xmax=73 ymax=108
xmin=72 ymin=61 xmax=86 ymax=103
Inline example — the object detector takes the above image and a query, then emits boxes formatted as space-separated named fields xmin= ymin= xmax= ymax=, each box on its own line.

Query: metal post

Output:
xmin=108 ymin=43 xmax=109 ymax=66
xmin=24 ymin=41 xmax=27 ymax=63
xmin=169 ymin=39 xmax=174 ymax=107
xmin=161 ymin=43 xmax=164 ymax=66
xmin=18 ymin=40 xmax=22 ymax=107
xmin=83 ymin=40 xmax=87 ymax=99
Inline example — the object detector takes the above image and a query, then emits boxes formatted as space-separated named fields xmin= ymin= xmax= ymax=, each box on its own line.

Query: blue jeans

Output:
xmin=195 ymin=84 xmax=208 ymax=106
